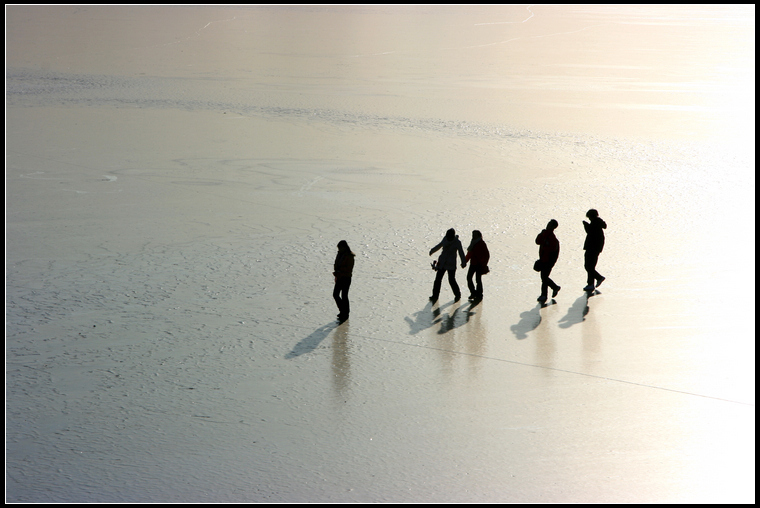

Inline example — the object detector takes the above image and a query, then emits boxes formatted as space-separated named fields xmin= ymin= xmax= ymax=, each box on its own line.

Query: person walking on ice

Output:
xmin=463 ymin=230 xmax=490 ymax=301
xmin=535 ymin=219 xmax=561 ymax=304
xmin=429 ymin=228 xmax=466 ymax=303
xmin=583 ymin=209 xmax=607 ymax=292
xmin=333 ymin=240 xmax=355 ymax=322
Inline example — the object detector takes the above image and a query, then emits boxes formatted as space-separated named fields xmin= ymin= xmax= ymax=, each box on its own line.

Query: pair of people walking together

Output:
xmin=534 ymin=209 xmax=607 ymax=303
xmin=428 ymin=228 xmax=490 ymax=303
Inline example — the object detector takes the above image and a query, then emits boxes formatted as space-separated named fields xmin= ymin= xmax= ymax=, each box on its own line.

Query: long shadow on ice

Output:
xmin=436 ymin=300 xmax=479 ymax=335
xmin=405 ymin=300 xmax=451 ymax=335
xmin=405 ymin=300 xmax=472 ymax=335
xmin=511 ymin=302 xmax=553 ymax=340
xmin=285 ymin=322 xmax=338 ymax=358
xmin=557 ymin=292 xmax=596 ymax=329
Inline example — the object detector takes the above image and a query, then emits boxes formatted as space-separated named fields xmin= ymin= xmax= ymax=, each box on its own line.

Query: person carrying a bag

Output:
xmin=535 ymin=219 xmax=561 ymax=304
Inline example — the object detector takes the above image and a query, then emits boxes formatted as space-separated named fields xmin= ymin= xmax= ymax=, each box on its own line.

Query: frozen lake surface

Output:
xmin=6 ymin=5 xmax=754 ymax=502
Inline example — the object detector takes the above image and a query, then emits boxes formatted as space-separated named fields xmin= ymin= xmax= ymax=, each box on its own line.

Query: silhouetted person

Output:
xmin=333 ymin=240 xmax=355 ymax=322
xmin=535 ymin=219 xmax=561 ymax=303
xmin=583 ymin=209 xmax=607 ymax=291
xmin=429 ymin=228 xmax=466 ymax=303
xmin=463 ymin=230 xmax=490 ymax=301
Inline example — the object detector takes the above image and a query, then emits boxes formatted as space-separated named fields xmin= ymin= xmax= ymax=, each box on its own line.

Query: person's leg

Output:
xmin=546 ymin=265 xmax=560 ymax=296
xmin=467 ymin=265 xmax=476 ymax=298
xmin=447 ymin=269 xmax=461 ymax=300
xmin=335 ymin=277 xmax=350 ymax=318
xmin=540 ymin=266 xmax=549 ymax=300
xmin=431 ymin=267 xmax=445 ymax=301
xmin=593 ymin=253 xmax=604 ymax=286
xmin=475 ymin=269 xmax=483 ymax=298
xmin=585 ymin=251 xmax=599 ymax=288
xmin=340 ymin=277 xmax=351 ymax=318
xmin=541 ymin=264 xmax=559 ymax=300
xmin=333 ymin=279 xmax=343 ymax=313
xmin=595 ymin=263 xmax=606 ymax=287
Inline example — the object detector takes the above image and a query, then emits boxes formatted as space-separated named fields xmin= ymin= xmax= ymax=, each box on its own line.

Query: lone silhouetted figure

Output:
xmin=464 ymin=230 xmax=490 ymax=301
xmin=429 ymin=228 xmax=466 ymax=303
xmin=333 ymin=240 xmax=355 ymax=322
xmin=536 ymin=219 xmax=561 ymax=303
xmin=583 ymin=209 xmax=607 ymax=291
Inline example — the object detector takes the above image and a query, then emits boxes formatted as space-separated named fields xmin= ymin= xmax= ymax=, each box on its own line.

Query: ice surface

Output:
xmin=6 ymin=5 xmax=754 ymax=503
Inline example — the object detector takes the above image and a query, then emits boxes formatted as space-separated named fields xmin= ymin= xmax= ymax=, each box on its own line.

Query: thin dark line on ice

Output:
xmin=257 ymin=318 xmax=754 ymax=408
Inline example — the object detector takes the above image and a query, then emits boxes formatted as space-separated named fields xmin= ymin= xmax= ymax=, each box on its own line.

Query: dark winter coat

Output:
xmin=430 ymin=235 xmax=466 ymax=271
xmin=583 ymin=217 xmax=607 ymax=253
xmin=333 ymin=251 xmax=355 ymax=278
xmin=465 ymin=238 xmax=490 ymax=272
xmin=535 ymin=229 xmax=560 ymax=266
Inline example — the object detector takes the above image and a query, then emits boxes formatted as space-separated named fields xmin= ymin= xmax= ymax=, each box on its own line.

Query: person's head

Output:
xmin=337 ymin=240 xmax=350 ymax=252
xmin=445 ymin=228 xmax=456 ymax=240
xmin=547 ymin=219 xmax=558 ymax=231
xmin=472 ymin=230 xmax=482 ymax=240
xmin=586 ymin=209 xmax=599 ymax=219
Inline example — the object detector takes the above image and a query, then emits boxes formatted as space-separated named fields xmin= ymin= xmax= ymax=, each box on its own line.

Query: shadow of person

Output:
xmin=285 ymin=322 xmax=338 ymax=359
xmin=436 ymin=301 xmax=473 ymax=335
xmin=438 ymin=306 xmax=458 ymax=334
xmin=405 ymin=301 xmax=436 ymax=335
xmin=558 ymin=294 xmax=591 ymax=329
xmin=510 ymin=303 xmax=545 ymax=340
xmin=405 ymin=300 xmax=455 ymax=335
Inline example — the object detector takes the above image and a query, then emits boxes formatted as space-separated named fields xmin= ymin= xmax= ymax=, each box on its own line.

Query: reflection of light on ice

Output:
xmin=679 ymin=399 xmax=755 ymax=503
